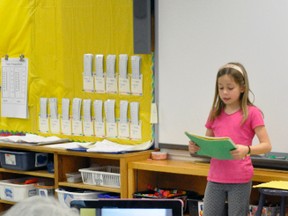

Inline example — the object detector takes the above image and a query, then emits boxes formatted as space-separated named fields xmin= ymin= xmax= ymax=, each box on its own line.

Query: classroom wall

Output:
xmin=0 ymin=0 xmax=154 ymax=144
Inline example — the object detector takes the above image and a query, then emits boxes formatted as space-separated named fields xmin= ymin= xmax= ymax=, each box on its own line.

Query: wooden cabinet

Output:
xmin=128 ymin=160 xmax=209 ymax=198
xmin=128 ymin=159 xmax=288 ymax=204
xmin=0 ymin=142 xmax=151 ymax=211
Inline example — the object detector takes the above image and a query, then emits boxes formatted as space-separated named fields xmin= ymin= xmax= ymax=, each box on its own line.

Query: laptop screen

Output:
xmin=70 ymin=199 xmax=183 ymax=216
xmin=101 ymin=208 xmax=172 ymax=216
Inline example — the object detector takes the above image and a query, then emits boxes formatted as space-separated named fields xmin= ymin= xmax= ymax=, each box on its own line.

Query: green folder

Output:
xmin=185 ymin=131 xmax=236 ymax=160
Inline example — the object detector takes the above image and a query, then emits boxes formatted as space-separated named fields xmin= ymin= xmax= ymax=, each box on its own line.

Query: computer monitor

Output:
xmin=70 ymin=199 xmax=183 ymax=216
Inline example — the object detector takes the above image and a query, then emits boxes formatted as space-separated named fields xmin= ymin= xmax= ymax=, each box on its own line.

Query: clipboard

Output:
xmin=185 ymin=131 xmax=236 ymax=160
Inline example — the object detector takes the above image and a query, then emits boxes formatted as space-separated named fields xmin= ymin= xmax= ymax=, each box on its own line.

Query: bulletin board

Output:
xmin=0 ymin=0 xmax=154 ymax=144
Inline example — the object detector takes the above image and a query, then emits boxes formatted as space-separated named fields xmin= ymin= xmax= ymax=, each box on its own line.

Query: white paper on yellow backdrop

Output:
xmin=0 ymin=1 xmax=153 ymax=145
xmin=1 ymin=57 xmax=28 ymax=118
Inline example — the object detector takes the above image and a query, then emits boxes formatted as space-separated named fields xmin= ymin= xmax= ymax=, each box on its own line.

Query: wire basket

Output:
xmin=79 ymin=166 xmax=120 ymax=188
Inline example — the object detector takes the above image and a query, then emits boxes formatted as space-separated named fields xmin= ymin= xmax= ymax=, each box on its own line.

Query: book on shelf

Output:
xmin=185 ymin=131 xmax=236 ymax=160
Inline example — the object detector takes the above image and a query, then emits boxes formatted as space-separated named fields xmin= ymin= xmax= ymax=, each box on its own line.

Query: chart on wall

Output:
xmin=1 ymin=57 xmax=28 ymax=119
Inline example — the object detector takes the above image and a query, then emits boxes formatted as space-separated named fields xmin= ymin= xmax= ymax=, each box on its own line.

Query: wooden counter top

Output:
xmin=129 ymin=159 xmax=288 ymax=182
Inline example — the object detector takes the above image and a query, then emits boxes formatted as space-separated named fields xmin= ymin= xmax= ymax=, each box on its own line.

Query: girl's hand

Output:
xmin=188 ymin=141 xmax=200 ymax=153
xmin=230 ymin=144 xmax=249 ymax=160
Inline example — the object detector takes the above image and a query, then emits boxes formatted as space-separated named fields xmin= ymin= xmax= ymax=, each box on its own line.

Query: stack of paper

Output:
xmin=87 ymin=140 xmax=153 ymax=153
xmin=0 ymin=134 xmax=69 ymax=145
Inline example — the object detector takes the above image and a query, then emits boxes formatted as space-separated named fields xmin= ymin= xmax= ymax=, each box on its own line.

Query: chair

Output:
xmin=256 ymin=188 xmax=288 ymax=216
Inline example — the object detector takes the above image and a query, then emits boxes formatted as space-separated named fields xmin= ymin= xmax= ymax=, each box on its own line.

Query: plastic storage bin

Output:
xmin=0 ymin=177 xmax=37 ymax=202
xmin=79 ymin=166 xmax=120 ymax=188
xmin=36 ymin=184 xmax=54 ymax=197
xmin=0 ymin=149 xmax=48 ymax=171
xmin=65 ymin=172 xmax=82 ymax=183
xmin=55 ymin=188 xmax=103 ymax=207
xmin=35 ymin=179 xmax=55 ymax=197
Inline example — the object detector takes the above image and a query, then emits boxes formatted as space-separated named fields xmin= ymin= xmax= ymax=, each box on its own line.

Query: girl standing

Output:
xmin=188 ymin=62 xmax=271 ymax=216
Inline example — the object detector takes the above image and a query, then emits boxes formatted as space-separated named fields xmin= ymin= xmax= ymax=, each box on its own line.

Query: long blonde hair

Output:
xmin=209 ymin=62 xmax=254 ymax=123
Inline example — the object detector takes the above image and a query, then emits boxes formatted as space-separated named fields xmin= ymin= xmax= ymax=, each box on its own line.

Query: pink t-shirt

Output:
xmin=205 ymin=105 xmax=264 ymax=183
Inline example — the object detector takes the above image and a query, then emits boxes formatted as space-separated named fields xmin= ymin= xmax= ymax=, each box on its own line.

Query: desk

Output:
xmin=128 ymin=159 xmax=288 ymax=202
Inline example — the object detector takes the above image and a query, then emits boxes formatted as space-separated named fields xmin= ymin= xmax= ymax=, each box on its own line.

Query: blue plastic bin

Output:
xmin=0 ymin=149 xmax=48 ymax=171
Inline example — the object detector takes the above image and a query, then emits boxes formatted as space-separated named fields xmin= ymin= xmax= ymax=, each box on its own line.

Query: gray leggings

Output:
xmin=203 ymin=181 xmax=252 ymax=216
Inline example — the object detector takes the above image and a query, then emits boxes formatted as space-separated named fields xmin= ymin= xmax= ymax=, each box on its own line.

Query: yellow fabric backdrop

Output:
xmin=0 ymin=0 xmax=153 ymax=144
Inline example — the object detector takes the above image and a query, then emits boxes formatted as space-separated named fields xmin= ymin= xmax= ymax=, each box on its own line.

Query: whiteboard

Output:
xmin=156 ymin=0 xmax=288 ymax=153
